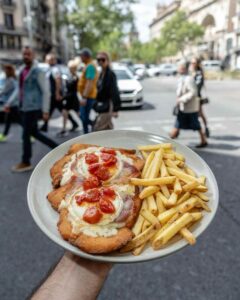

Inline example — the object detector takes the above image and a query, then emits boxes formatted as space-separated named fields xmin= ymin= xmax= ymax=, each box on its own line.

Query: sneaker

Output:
xmin=0 ymin=134 xmax=7 ymax=142
xmin=12 ymin=162 xmax=33 ymax=173
xmin=56 ymin=130 xmax=68 ymax=138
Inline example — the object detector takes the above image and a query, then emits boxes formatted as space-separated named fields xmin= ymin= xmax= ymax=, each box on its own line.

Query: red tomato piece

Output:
xmin=101 ymin=148 xmax=116 ymax=155
xmin=94 ymin=166 xmax=111 ymax=181
xmin=100 ymin=153 xmax=113 ymax=162
xmin=85 ymin=153 xmax=99 ymax=164
xmin=99 ymin=198 xmax=115 ymax=214
xmin=103 ymin=156 xmax=117 ymax=167
xmin=75 ymin=194 xmax=87 ymax=205
xmin=83 ymin=176 xmax=100 ymax=190
xmin=83 ymin=206 xmax=102 ymax=224
xmin=86 ymin=188 xmax=101 ymax=202
xmin=101 ymin=187 xmax=116 ymax=199
xmin=88 ymin=163 xmax=100 ymax=175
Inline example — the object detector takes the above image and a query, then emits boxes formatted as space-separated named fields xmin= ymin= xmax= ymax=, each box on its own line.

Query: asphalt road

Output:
xmin=1 ymin=77 xmax=240 ymax=300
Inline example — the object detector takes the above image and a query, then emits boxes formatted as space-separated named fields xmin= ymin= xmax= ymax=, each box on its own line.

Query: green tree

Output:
xmin=97 ymin=30 xmax=127 ymax=60
xmin=63 ymin=0 xmax=136 ymax=53
xmin=160 ymin=10 xmax=204 ymax=57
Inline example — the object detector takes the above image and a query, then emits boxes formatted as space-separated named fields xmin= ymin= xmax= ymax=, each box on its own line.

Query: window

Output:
xmin=4 ymin=13 xmax=14 ymax=29
xmin=0 ymin=35 xmax=3 ymax=49
xmin=6 ymin=35 xmax=15 ymax=49
xmin=3 ymin=0 xmax=13 ymax=5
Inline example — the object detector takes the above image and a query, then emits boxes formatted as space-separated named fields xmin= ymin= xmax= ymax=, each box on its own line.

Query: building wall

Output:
xmin=0 ymin=0 xmax=61 ymax=64
xmin=149 ymin=0 xmax=240 ymax=69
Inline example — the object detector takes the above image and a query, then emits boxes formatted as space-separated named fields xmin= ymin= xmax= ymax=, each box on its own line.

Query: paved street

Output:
xmin=1 ymin=77 xmax=240 ymax=300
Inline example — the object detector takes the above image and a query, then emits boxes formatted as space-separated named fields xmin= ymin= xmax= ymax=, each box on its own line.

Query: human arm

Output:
xmin=4 ymin=86 xmax=18 ymax=108
xmin=111 ymin=72 xmax=121 ymax=113
xmin=31 ymin=252 xmax=112 ymax=300
xmin=178 ymin=77 xmax=197 ymax=104
xmin=37 ymin=70 xmax=50 ymax=114
xmin=0 ymin=78 xmax=16 ymax=97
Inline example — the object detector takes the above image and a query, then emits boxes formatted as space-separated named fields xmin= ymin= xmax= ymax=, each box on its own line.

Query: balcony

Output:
xmin=0 ymin=0 xmax=16 ymax=10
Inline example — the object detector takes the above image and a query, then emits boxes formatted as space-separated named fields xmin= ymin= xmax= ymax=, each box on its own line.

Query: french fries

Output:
xmin=123 ymin=143 xmax=211 ymax=255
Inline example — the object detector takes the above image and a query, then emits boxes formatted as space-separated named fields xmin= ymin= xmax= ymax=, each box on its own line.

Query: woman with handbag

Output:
xmin=190 ymin=58 xmax=210 ymax=137
xmin=170 ymin=61 xmax=208 ymax=148
xmin=93 ymin=52 xmax=121 ymax=131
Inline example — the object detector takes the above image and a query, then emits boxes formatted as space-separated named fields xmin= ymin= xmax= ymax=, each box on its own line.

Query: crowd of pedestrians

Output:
xmin=0 ymin=45 xmax=209 ymax=172
xmin=0 ymin=46 xmax=121 ymax=172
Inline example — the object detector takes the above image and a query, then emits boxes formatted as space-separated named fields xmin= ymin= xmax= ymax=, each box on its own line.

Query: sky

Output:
xmin=131 ymin=0 xmax=173 ymax=42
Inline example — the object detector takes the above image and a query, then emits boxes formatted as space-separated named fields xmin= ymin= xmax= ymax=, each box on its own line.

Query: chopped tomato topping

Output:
xmin=83 ymin=176 xmax=100 ymax=190
xmin=88 ymin=163 xmax=100 ymax=175
xmin=94 ymin=165 xmax=111 ymax=181
xmin=100 ymin=153 xmax=113 ymax=162
xmin=99 ymin=198 xmax=116 ymax=214
xmin=85 ymin=153 xmax=99 ymax=164
xmin=103 ymin=156 xmax=117 ymax=167
xmin=100 ymin=148 xmax=116 ymax=155
xmin=76 ymin=188 xmax=101 ymax=205
xmin=101 ymin=187 xmax=116 ymax=199
xmin=83 ymin=206 xmax=102 ymax=224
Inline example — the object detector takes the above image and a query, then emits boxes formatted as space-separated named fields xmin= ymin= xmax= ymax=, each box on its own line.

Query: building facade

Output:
xmin=149 ymin=0 xmax=240 ymax=69
xmin=0 ymin=0 xmax=61 ymax=64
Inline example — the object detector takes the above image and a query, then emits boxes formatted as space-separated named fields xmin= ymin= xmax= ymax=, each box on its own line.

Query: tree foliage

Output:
xmin=160 ymin=10 xmax=204 ymax=56
xmin=63 ymin=0 xmax=136 ymax=52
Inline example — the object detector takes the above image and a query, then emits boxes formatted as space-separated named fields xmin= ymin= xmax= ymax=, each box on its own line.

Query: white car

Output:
xmin=113 ymin=65 xmax=143 ymax=108
xmin=202 ymin=60 xmax=222 ymax=72
xmin=158 ymin=63 xmax=177 ymax=76
xmin=147 ymin=65 xmax=160 ymax=77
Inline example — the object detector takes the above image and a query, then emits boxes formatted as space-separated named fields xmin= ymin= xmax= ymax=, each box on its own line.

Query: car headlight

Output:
xmin=135 ymin=87 xmax=143 ymax=93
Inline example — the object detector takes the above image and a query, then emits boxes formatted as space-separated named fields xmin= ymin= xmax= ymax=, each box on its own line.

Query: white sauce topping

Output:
xmin=59 ymin=184 xmax=135 ymax=237
xmin=60 ymin=147 xmax=133 ymax=186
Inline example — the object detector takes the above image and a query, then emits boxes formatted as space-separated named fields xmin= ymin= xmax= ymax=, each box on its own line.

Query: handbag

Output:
xmin=200 ymin=85 xmax=210 ymax=105
xmin=200 ymin=97 xmax=209 ymax=105
xmin=93 ymin=101 xmax=109 ymax=113
xmin=172 ymin=105 xmax=179 ymax=116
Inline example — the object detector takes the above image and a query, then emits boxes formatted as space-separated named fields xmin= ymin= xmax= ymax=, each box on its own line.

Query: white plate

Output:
xmin=27 ymin=130 xmax=219 ymax=263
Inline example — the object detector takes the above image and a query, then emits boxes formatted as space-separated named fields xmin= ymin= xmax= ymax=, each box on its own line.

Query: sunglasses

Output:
xmin=97 ymin=58 xmax=106 ymax=63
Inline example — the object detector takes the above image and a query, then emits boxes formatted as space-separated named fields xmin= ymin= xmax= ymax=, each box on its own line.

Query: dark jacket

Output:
xmin=96 ymin=67 xmax=121 ymax=112
xmin=193 ymin=69 xmax=204 ymax=98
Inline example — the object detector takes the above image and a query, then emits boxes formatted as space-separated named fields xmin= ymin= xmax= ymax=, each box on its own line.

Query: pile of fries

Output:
xmin=121 ymin=143 xmax=211 ymax=256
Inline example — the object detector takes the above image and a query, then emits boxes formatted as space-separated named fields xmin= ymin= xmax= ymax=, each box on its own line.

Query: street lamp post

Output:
xmin=24 ymin=0 xmax=33 ymax=46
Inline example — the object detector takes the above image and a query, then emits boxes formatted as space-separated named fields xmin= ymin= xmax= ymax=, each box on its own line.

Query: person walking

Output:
xmin=170 ymin=61 xmax=208 ymax=148
xmin=40 ymin=53 xmax=63 ymax=132
xmin=93 ymin=51 xmax=120 ymax=131
xmin=190 ymin=57 xmax=210 ymax=137
xmin=0 ymin=64 xmax=17 ymax=142
xmin=59 ymin=60 xmax=80 ymax=137
xmin=4 ymin=46 xmax=58 ymax=172
xmin=77 ymin=48 xmax=98 ymax=134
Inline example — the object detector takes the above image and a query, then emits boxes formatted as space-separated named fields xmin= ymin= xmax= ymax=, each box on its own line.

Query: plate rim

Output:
xmin=27 ymin=129 xmax=219 ymax=263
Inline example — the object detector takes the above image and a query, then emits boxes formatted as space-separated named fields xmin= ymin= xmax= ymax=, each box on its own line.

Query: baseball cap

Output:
xmin=79 ymin=48 xmax=92 ymax=58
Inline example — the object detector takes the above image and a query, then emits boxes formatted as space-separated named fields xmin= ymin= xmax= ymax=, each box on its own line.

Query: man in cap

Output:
xmin=77 ymin=48 xmax=98 ymax=134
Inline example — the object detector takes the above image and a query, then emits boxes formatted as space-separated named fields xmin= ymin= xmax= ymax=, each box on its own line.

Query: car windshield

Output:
xmin=114 ymin=69 xmax=133 ymax=80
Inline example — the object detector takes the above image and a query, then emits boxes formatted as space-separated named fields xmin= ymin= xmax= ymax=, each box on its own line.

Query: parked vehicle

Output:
xmin=112 ymin=65 xmax=143 ymax=108
xmin=133 ymin=64 xmax=148 ymax=80
xmin=202 ymin=60 xmax=222 ymax=72
xmin=158 ymin=63 xmax=177 ymax=76
xmin=146 ymin=64 xmax=160 ymax=77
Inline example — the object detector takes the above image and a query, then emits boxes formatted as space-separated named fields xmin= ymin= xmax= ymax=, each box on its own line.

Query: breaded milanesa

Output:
xmin=50 ymin=144 xmax=144 ymax=188
xmin=57 ymin=188 xmax=142 ymax=254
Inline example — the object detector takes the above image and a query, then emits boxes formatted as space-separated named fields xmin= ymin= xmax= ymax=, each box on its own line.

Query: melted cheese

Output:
xmin=61 ymin=147 xmax=133 ymax=186
xmin=59 ymin=184 xmax=135 ymax=237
